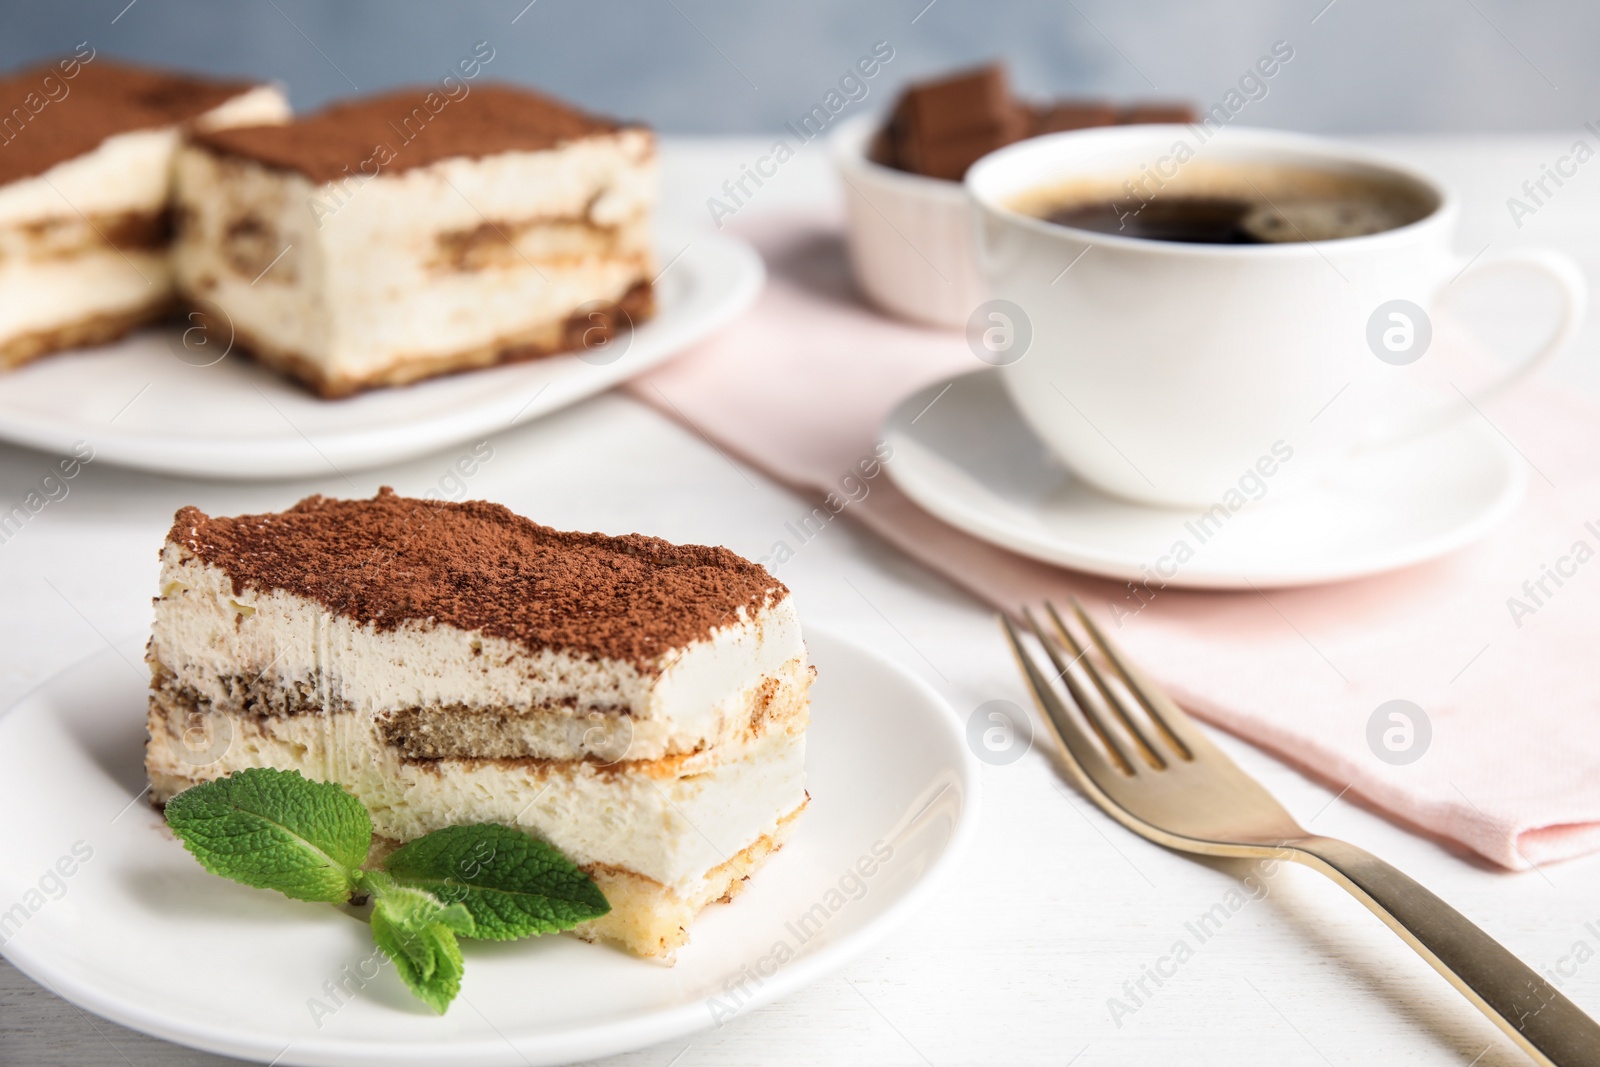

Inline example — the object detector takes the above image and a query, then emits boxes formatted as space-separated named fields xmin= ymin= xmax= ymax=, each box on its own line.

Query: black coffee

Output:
xmin=1045 ymin=196 xmax=1271 ymax=244
xmin=1016 ymin=163 xmax=1436 ymax=245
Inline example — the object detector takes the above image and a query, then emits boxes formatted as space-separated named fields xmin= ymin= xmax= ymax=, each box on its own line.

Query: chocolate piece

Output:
xmin=193 ymin=85 xmax=638 ymax=184
xmin=0 ymin=59 xmax=260 ymax=186
xmin=892 ymin=65 xmax=1012 ymax=143
xmin=1030 ymin=101 xmax=1118 ymax=135
xmin=1119 ymin=103 xmax=1200 ymax=125
xmin=898 ymin=107 xmax=1029 ymax=181
xmin=876 ymin=61 xmax=1199 ymax=181
xmin=167 ymin=489 xmax=786 ymax=671
xmin=884 ymin=63 xmax=1025 ymax=180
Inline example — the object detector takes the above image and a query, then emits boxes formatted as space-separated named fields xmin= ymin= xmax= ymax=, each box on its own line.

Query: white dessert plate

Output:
xmin=0 ymin=228 xmax=761 ymax=480
xmin=0 ymin=626 xmax=976 ymax=1067
xmin=882 ymin=369 xmax=1526 ymax=589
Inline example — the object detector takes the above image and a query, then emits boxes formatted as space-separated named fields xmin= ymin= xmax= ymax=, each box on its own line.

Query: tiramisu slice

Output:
xmin=171 ymin=85 xmax=656 ymax=397
xmin=146 ymin=490 xmax=808 ymax=959
xmin=0 ymin=55 xmax=288 ymax=369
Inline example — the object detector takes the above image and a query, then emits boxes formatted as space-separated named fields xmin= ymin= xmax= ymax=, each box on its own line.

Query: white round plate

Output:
xmin=0 ymin=229 xmax=762 ymax=480
xmin=0 ymin=627 xmax=976 ymax=1066
xmin=883 ymin=369 xmax=1526 ymax=589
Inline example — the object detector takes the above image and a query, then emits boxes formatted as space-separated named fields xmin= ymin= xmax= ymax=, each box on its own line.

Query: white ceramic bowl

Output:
xmin=830 ymin=113 xmax=986 ymax=329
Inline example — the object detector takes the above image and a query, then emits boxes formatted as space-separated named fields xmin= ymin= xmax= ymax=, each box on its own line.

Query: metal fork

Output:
xmin=1002 ymin=598 xmax=1600 ymax=1067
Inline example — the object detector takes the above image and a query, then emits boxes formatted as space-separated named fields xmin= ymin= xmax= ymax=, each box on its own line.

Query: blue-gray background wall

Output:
xmin=2 ymin=0 xmax=1593 ymax=133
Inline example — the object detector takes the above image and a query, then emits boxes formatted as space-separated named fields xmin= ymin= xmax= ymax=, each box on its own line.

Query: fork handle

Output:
xmin=1292 ymin=835 xmax=1600 ymax=1066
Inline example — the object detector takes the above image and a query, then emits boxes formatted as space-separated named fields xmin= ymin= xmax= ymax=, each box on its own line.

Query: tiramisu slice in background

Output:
xmin=0 ymin=56 xmax=288 ymax=369
xmin=172 ymin=85 xmax=657 ymax=397
xmin=146 ymin=489 xmax=809 ymax=960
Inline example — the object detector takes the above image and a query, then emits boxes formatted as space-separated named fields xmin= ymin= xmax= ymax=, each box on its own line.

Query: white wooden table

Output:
xmin=3 ymin=136 xmax=1598 ymax=1067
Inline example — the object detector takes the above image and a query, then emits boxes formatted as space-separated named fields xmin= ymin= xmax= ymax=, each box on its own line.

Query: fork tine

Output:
xmin=1018 ymin=608 xmax=1137 ymax=775
xmin=1068 ymin=597 xmax=1196 ymax=760
xmin=1042 ymin=602 xmax=1166 ymax=770
xmin=998 ymin=614 xmax=1131 ymax=779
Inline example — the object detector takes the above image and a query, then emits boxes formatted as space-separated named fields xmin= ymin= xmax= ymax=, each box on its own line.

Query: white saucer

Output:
xmin=0 ymin=626 xmax=976 ymax=1066
xmin=0 ymin=229 xmax=762 ymax=480
xmin=882 ymin=370 xmax=1525 ymax=589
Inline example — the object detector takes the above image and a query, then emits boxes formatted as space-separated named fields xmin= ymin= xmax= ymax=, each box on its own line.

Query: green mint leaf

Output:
xmin=363 ymin=871 xmax=474 ymax=1011
xmin=164 ymin=768 xmax=370 ymax=903
xmin=382 ymin=824 xmax=609 ymax=940
xmin=360 ymin=870 xmax=476 ymax=937
xmin=370 ymin=910 xmax=464 ymax=1014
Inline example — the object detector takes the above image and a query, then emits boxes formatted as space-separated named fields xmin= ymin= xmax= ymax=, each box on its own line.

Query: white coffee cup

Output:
xmin=965 ymin=125 xmax=1587 ymax=508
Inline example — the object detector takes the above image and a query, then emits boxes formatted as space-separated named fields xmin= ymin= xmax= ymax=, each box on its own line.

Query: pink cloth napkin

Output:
xmin=632 ymin=213 xmax=1600 ymax=871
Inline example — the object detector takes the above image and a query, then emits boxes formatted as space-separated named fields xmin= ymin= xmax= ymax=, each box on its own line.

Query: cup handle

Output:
xmin=1369 ymin=247 xmax=1587 ymax=446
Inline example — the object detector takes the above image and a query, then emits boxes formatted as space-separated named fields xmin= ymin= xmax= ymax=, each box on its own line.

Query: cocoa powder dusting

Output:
xmin=0 ymin=59 xmax=264 ymax=186
xmin=166 ymin=489 xmax=788 ymax=673
xmin=192 ymin=84 xmax=641 ymax=184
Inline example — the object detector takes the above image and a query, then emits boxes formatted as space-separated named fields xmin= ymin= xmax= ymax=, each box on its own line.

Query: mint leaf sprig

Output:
xmin=164 ymin=768 xmax=609 ymax=1013
xmin=384 ymin=823 xmax=611 ymax=938
xmin=360 ymin=871 xmax=474 ymax=1013
xmin=162 ymin=764 xmax=370 ymax=903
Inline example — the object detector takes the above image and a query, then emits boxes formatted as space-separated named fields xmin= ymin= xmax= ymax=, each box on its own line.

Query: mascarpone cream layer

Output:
xmin=0 ymin=249 xmax=167 ymax=338
xmin=152 ymin=545 xmax=808 ymax=763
